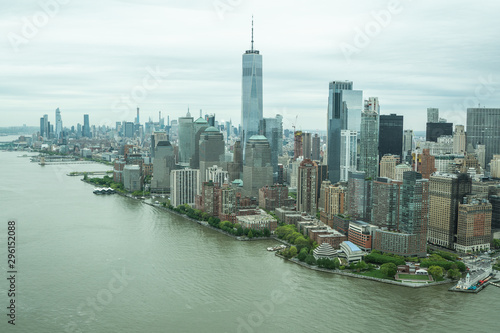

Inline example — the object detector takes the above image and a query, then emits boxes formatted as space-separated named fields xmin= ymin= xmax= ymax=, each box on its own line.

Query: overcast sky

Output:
xmin=2 ymin=0 xmax=500 ymax=132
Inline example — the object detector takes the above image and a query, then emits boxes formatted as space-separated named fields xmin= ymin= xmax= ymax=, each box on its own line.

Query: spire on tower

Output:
xmin=251 ymin=15 xmax=254 ymax=52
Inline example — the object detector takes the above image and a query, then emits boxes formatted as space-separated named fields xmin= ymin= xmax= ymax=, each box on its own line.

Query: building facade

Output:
xmin=170 ymin=169 xmax=200 ymax=207
xmin=359 ymin=98 xmax=379 ymax=180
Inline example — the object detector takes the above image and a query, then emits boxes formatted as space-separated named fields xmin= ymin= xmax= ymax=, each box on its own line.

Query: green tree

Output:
xmin=493 ymin=239 xmax=500 ymax=249
xmin=333 ymin=258 xmax=340 ymax=269
xmin=447 ymin=268 xmax=461 ymax=280
xmin=305 ymin=254 xmax=317 ymax=266
xmin=262 ymin=228 xmax=271 ymax=237
xmin=288 ymin=246 xmax=298 ymax=258
xmin=247 ymin=230 xmax=254 ymax=238
xmin=428 ymin=265 xmax=444 ymax=279
xmin=380 ymin=262 xmax=397 ymax=278
xmin=298 ymin=248 xmax=308 ymax=262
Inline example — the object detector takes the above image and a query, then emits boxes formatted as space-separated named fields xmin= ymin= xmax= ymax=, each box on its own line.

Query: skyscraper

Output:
xmin=347 ymin=171 xmax=372 ymax=222
xmin=178 ymin=111 xmax=194 ymax=163
xmin=455 ymin=196 xmax=492 ymax=252
xmin=327 ymin=81 xmax=363 ymax=183
xmin=199 ymin=127 xmax=225 ymax=184
xmin=259 ymin=114 xmax=283 ymax=172
xmin=379 ymin=114 xmax=403 ymax=160
xmin=466 ymin=108 xmax=500 ymax=170
xmin=297 ymin=159 xmax=318 ymax=216
xmin=453 ymin=125 xmax=466 ymax=154
xmin=55 ymin=108 xmax=62 ymax=139
xmin=312 ymin=134 xmax=321 ymax=161
xmin=151 ymin=140 xmax=176 ymax=193
xmin=43 ymin=114 xmax=49 ymax=138
xmin=359 ymin=98 xmax=379 ymax=180
xmin=426 ymin=122 xmax=453 ymax=142
xmin=403 ymin=129 xmax=413 ymax=161
xmin=372 ymin=177 xmax=401 ymax=230
xmin=243 ymin=135 xmax=273 ymax=198
xmin=428 ymin=173 xmax=472 ymax=248
xmin=83 ymin=114 xmax=90 ymax=138
xmin=241 ymin=18 xmax=263 ymax=159
xmin=340 ymin=130 xmax=357 ymax=182
xmin=427 ymin=108 xmax=439 ymax=123
xmin=302 ymin=132 xmax=312 ymax=160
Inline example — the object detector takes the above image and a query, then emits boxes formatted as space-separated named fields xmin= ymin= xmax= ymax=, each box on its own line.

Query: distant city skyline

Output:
xmin=2 ymin=0 xmax=500 ymax=130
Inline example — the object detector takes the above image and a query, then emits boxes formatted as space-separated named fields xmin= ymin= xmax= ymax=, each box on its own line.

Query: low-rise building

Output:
xmin=236 ymin=210 xmax=278 ymax=232
xmin=347 ymin=221 xmax=378 ymax=250
xmin=339 ymin=241 xmax=365 ymax=263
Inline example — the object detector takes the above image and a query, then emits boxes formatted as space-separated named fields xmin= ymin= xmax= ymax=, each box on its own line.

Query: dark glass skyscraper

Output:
xmin=466 ymin=108 xmax=500 ymax=169
xmin=426 ymin=122 xmax=452 ymax=142
xmin=83 ymin=114 xmax=90 ymax=138
xmin=379 ymin=114 xmax=403 ymax=160
xmin=241 ymin=18 xmax=263 ymax=160
xmin=327 ymin=81 xmax=362 ymax=183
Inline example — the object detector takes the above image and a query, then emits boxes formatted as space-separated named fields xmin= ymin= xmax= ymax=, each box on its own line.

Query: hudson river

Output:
xmin=0 ymin=150 xmax=498 ymax=332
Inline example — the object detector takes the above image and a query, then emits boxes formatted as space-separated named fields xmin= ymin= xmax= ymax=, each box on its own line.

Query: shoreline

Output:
xmin=275 ymin=253 xmax=455 ymax=288
xmin=82 ymin=178 xmax=456 ymax=289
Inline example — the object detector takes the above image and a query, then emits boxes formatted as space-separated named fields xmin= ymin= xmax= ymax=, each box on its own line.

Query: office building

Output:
xmin=191 ymin=117 xmax=210 ymax=169
xmin=466 ymin=108 xmax=500 ymax=170
xmin=379 ymin=114 xmax=403 ymax=160
xmin=83 ymin=114 xmax=90 ymax=138
xmin=427 ymin=108 xmax=439 ymax=123
xmin=428 ymin=173 xmax=472 ymax=248
xmin=403 ymin=129 xmax=413 ymax=162
xmin=258 ymin=184 xmax=289 ymax=211
xmin=199 ymin=127 xmax=225 ymax=183
xmin=453 ymin=125 xmax=466 ymax=154
xmin=340 ymin=130 xmax=357 ymax=182
xmin=327 ymin=80 xmax=363 ymax=183
xmin=491 ymin=155 xmax=500 ymax=179
xmin=55 ymin=108 xmax=62 ymax=139
xmin=242 ymin=135 xmax=273 ymax=198
xmin=123 ymin=165 xmax=142 ymax=192
xmin=178 ymin=111 xmax=194 ymax=163
xmin=151 ymin=141 xmax=176 ymax=193
xmin=418 ymin=148 xmax=436 ymax=179
xmin=312 ymin=134 xmax=321 ymax=161
xmin=302 ymin=132 xmax=312 ymax=160
xmin=259 ymin=114 xmax=283 ymax=172
xmin=379 ymin=155 xmax=398 ymax=180
xmin=426 ymin=122 xmax=453 ymax=142
xmin=359 ymin=98 xmax=379 ymax=180
xmin=241 ymin=18 xmax=263 ymax=159
xmin=455 ymin=197 xmax=492 ymax=253
xmin=170 ymin=169 xmax=200 ymax=207
xmin=227 ymin=141 xmax=243 ymax=181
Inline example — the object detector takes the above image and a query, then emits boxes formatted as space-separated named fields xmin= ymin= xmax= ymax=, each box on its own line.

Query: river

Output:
xmin=0 ymin=151 xmax=497 ymax=333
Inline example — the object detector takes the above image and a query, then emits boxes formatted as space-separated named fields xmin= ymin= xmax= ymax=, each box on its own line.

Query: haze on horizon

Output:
xmin=1 ymin=0 xmax=500 ymax=131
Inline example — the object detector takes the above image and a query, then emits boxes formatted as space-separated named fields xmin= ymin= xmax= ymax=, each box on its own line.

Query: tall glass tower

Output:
xmin=327 ymin=81 xmax=362 ymax=183
xmin=55 ymin=108 xmax=62 ymax=139
xmin=359 ymin=97 xmax=380 ymax=180
xmin=241 ymin=17 xmax=263 ymax=161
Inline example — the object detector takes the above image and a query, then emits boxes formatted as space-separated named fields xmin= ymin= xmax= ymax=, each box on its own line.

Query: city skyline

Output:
xmin=2 ymin=1 xmax=500 ymax=131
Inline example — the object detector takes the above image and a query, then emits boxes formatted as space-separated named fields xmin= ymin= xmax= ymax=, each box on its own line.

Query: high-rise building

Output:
xmin=293 ymin=131 xmax=303 ymax=160
xmin=427 ymin=108 xmax=439 ymax=123
xmin=490 ymin=155 xmax=500 ymax=179
xmin=241 ymin=18 xmax=263 ymax=159
xmin=178 ymin=111 xmax=194 ymax=163
xmin=454 ymin=196 xmax=492 ymax=252
xmin=403 ymin=129 xmax=413 ymax=162
xmin=467 ymin=108 xmax=500 ymax=170
xmin=302 ymin=132 xmax=312 ymax=160
xmin=43 ymin=114 xmax=49 ymax=138
xmin=259 ymin=184 xmax=288 ymax=211
xmin=297 ymin=159 xmax=318 ymax=216
xmin=136 ymin=107 xmax=140 ymax=125
xmin=312 ymin=134 xmax=321 ymax=161
xmin=428 ymin=173 xmax=472 ymax=248
xmin=359 ymin=98 xmax=379 ymax=180
xmin=191 ymin=117 xmax=210 ymax=169
xmin=372 ymin=178 xmax=401 ymax=230
xmin=205 ymin=165 xmax=229 ymax=187
xmin=379 ymin=155 xmax=398 ymax=180
xmin=151 ymin=140 xmax=176 ymax=192
xmin=150 ymin=131 xmax=168 ymax=158
xmin=242 ymin=135 xmax=273 ymax=198
xmin=259 ymin=115 xmax=283 ymax=172
xmin=40 ymin=117 xmax=45 ymax=138
xmin=199 ymin=127 xmax=225 ymax=184
xmin=319 ymin=181 xmax=347 ymax=227
xmin=55 ymin=108 xmax=62 ymax=139
xmin=426 ymin=122 xmax=453 ymax=142
xmin=170 ymin=169 xmax=200 ymax=207
xmin=83 ymin=114 xmax=90 ymax=138
xmin=347 ymin=171 xmax=372 ymax=222
xmin=453 ymin=125 xmax=466 ymax=154
xmin=418 ymin=148 xmax=436 ymax=179
xmin=327 ymin=80 xmax=363 ymax=183
xmin=379 ymin=114 xmax=403 ymax=160
xmin=124 ymin=122 xmax=134 ymax=138
xmin=227 ymin=141 xmax=243 ymax=181
xmin=340 ymin=130 xmax=357 ymax=182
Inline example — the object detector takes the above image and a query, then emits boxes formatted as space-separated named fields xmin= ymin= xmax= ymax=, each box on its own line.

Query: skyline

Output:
xmin=2 ymin=0 xmax=500 ymax=130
